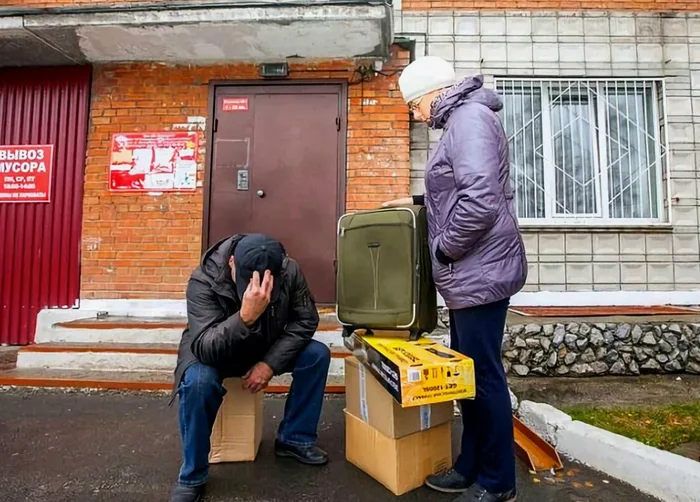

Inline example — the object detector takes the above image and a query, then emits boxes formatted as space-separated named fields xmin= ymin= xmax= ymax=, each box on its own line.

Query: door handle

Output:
xmin=257 ymin=189 xmax=265 ymax=198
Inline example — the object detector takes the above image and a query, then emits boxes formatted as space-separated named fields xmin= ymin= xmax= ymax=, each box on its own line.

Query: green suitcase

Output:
xmin=336 ymin=205 xmax=438 ymax=341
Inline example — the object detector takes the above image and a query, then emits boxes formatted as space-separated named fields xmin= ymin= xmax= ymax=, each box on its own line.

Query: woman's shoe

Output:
xmin=425 ymin=468 xmax=474 ymax=493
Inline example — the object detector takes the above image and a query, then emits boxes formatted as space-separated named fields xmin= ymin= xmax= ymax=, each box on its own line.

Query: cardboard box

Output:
xmin=208 ymin=378 xmax=263 ymax=463
xmin=345 ymin=356 xmax=453 ymax=439
xmin=344 ymin=409 xmax=452 ymax=496
xmin=351 ymin=334 xmax=476 ymax=407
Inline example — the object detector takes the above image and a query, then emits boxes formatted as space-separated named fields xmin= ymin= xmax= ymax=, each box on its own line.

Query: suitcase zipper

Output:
xmin=368 ymin=246 xmax=381 ymax=310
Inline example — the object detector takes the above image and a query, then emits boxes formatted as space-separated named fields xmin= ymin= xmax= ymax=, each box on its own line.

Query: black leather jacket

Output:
xmin=172 ymin=234 xmax=319 ymax=399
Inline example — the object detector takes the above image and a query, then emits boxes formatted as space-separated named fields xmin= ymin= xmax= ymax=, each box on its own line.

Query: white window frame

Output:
xmin=495 ymin=77 xmax=671 ymax=228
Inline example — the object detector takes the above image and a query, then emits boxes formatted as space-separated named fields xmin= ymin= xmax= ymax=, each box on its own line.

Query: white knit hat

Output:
xmin=398 ymin=56 xmax=456 ymax=104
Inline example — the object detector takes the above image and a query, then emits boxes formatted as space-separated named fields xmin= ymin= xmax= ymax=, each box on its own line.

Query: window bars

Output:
xmin=495 ymin=78 xmax=669 ymax=226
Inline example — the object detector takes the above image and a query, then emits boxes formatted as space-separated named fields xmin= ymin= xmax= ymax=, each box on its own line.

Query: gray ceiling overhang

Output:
xmin=0 ymin=1 xmax=393 ymax=67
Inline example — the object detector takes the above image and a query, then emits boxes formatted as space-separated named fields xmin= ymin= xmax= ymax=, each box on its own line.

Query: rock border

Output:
xmin=518 ymin=401 xmax=700 ymax=502
xmin=503 ymin=322 xmax=700 ymax=377
xmin=432 ymin=312 xmax=700 ymax=377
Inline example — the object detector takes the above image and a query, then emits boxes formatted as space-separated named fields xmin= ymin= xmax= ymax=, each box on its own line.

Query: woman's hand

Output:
xmin=381 ymin=197 xmax=413 ymax=208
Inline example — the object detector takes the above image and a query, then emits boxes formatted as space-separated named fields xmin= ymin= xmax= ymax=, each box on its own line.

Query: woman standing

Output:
xmin=383 ymin=56 xmax=527 ymax=502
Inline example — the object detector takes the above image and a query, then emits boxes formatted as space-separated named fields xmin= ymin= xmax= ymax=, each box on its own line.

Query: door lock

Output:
xmin=257 ymin=189 xmax=265 ymax=198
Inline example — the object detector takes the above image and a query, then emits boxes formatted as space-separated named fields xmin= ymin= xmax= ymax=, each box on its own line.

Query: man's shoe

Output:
xmin=425 ymin=468 xmax=473 ymax=493
xmin=169 ymin=483 xmax=205 ymax=502
xmin=455 ymin=484 xmax=516 ymax=502
xmin=274 ymin=439 xmax=328 ymax=466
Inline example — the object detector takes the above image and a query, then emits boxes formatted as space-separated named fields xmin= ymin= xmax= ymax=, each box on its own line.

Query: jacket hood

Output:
xmin=430 ymin=75 xmax=503 ymax=129
xmin=200 ymin=234 xmax=245 ymax=287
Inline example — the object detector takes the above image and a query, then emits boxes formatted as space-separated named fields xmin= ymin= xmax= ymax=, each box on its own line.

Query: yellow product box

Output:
xmin=354 ymin=334 xmax=476 ymax=407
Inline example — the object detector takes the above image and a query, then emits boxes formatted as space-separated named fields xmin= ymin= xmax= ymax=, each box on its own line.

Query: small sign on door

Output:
xmin=222 ymin=97 xmax=249 ymax=112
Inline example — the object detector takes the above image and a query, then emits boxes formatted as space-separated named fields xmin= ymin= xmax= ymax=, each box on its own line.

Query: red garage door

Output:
xmin=0 ymin=66 xmax=91 ymax=345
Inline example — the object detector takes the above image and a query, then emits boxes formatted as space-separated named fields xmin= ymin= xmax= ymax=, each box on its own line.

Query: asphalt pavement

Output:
xmin=0 ymin=388 xmax=659 ymax=502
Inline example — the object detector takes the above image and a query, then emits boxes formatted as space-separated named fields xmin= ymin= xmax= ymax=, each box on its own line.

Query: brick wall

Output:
xmin=402 ymin=0 xmax=700 ymax=10
xmin=81 ymin=48 xmax=409 ymax=300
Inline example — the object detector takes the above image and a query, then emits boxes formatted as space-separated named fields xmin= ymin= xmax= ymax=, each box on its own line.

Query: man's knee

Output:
xmin=181 ymin=363 xmax=223 ymax=397
xmin=299 ymin=340 xmax=331 ymax=369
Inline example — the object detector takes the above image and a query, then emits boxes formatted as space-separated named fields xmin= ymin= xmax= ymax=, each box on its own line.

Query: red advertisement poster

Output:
xmin=109 ymin=132 xmax=199 ymax=192
xmin=0 ymin=144 xmax=54 ymax=203
xmin=222 ymin=97 xmax=249 ymax=111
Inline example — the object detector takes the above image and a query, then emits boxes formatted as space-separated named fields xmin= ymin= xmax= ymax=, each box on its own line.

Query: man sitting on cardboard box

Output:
xmin=170 ymin=233 xmax=330 ymax=502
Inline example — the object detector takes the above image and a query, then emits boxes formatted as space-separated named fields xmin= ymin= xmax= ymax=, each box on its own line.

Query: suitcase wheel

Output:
xmin=341 ymin=326 xmax=374 ymax=338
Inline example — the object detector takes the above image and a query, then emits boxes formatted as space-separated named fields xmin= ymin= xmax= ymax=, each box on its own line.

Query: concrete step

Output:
xmin=16 ymin=342 xmax=351 ymax=374
xmin=37 ymin=313 xmax=343 ymax=344
xmin=0 ymin=368 xmax=346 ymax=393
xmin=17 ymin=342 xmax=178 ymax=372
xmin=53 ymin=313 xmax=342 ymax=332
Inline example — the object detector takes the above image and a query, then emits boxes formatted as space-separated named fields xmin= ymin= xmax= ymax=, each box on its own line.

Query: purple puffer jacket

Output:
xmin=425 ymin=76 xmax=527 ymax=310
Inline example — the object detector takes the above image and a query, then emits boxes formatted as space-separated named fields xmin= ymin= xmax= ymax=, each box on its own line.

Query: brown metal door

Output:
xmin=207 ymin=84 xmax=344 ymax=304
xmin=0 ymin=66 xmax=91 ymax=345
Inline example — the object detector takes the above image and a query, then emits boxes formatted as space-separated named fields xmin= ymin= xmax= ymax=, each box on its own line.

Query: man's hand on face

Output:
xmin=242 ymin=362 xmax=274 ymax=393
xmin=240 ymin=270 xmax=273 ymax=327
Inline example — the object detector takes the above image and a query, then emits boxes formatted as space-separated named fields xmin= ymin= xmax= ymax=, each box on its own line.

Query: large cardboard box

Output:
xmin=345 ymin=356 xmax=453 ymax=439
xmin=350 ymin=334 xmax=476 ymax=407
xmin=344 ymin=410 xmax=452 ymax=496
xmin=208 ymin=378 xmax=263 ymax=463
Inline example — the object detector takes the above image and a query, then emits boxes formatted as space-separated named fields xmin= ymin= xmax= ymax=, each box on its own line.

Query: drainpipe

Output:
xmin=391 ymin=32 xmax=427 ymax=192
xmin=394 ymin=32 xmax=427 ymax=63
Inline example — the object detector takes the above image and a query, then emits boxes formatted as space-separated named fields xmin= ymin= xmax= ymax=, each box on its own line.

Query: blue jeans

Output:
xmin=450 ymin=298 xmax=516 ymax=494
xmin=177 ymin=339 xmax=331 ymax=486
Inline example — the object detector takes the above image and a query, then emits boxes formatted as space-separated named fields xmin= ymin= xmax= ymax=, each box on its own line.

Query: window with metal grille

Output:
xmin=495 ymin=78 xmax=669 ymax=226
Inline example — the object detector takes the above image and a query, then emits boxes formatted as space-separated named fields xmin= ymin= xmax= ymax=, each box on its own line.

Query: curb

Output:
xmin=518 ymin=400 xmax=700 ymax=502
